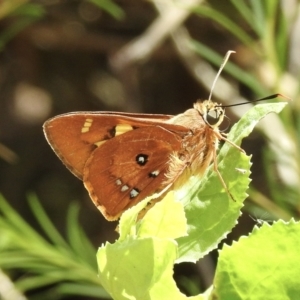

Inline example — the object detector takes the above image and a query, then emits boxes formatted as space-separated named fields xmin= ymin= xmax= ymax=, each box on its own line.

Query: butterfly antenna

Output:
xmin=208 ymin=50 xmax=236 ymax=101
xmin=221 ymin=93 xmax=292 ymax=108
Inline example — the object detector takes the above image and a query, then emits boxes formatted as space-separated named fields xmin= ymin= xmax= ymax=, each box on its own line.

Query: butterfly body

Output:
xmin=44 ymin=100 xmax=230 ymax=220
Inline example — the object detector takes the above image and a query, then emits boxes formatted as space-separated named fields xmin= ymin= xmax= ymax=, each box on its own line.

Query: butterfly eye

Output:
xmin=206 ymin=108 xmax=223 ymax=126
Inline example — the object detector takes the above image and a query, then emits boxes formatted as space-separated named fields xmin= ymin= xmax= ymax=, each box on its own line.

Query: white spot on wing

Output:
xmin=121 ymin=185 xmax=129 ymax=192
xmin=149 ymin=170 xmax=160 ymax=177
xmin=130 ymin=188 xmax=139 ymax=198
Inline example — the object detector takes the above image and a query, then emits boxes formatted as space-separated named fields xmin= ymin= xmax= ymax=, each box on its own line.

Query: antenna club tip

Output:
xmin=276 ymin=93 xmax=292 ymax=101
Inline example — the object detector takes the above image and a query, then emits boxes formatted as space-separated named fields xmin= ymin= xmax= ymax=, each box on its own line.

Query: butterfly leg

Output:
xmin=219 ymin=132 xmax=245 ymax=154
xmin=212 ymin=146 xmax=235 ymax=201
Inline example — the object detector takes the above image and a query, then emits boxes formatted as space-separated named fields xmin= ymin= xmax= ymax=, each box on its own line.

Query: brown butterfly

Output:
xmin=43 ymin=99 xmax=243 ymax=221
xmin=44 ymin=52 xmax=240 ymax=221
xmin=46 ymin=53 xmax=288 ymax=221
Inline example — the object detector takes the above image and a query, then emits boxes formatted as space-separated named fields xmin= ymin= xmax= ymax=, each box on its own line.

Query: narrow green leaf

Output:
xmin=0 ymin=194 xmax=42 ymax=244
xmin=27 ymin=194 xmax=70 ymax=250
xmin=229 ymin=0 xmax=262 ymax=35
xmin=193 ymin=6 xmax=254 ymax=47
xmin=66 ymin=202 xmax=97 ymax=269
xmin=88 ymin=0 xmax=125 ymax=20
xmin=189 ymin=41 xmax=268 ymax=96
xmin=54 ymin=283 xmax=110 ymax=298
xmin=249 ymin=0 xmax=265 ymax=36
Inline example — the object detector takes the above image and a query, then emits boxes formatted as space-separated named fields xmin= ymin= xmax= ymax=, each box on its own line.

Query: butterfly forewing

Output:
xmin=43 ymin=112 xmax=175 ymax=179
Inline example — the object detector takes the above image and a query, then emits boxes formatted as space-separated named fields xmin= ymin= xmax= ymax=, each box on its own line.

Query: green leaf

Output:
xmin=88 ymin=0 xmax=125 ymax=20
xmin=137 ymin=191 xmax=187 ymax=239
xmin=98 ymin=238 xmax=183 ymax=300
xmin=119 ymin=191 xmax=188 ymax=241
xmin=98 ymin=191 xmax=190 ymax=299
xmin=176 ymin=102 xmax=287 ymax=263
xmin=213 ymin=220 xmax=300 ymax=300
xmin=118 ymin=194 xmax=149 ymax=241
xmin=96 ymin=102 xmax=287 ymax=299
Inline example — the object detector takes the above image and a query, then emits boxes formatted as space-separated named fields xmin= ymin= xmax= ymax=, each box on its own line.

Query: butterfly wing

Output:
xmin=44 ymin=111 xmax=192 ymax=220
xmin=83 ymin=126 xmax=183 ymax=220
xmin=43 ymin=111 xmax=180 ymax=179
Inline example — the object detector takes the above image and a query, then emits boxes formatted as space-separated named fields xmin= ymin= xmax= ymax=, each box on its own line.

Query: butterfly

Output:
xmin=43 ymin=100 xmax=243 ymax=221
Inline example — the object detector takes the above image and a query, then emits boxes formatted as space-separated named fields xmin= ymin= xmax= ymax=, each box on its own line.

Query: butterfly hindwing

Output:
xmin=83 ymin=126 xmax=183 ymax=220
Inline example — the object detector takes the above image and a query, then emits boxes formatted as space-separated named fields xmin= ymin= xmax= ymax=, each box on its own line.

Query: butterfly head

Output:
xmin=194 ymin=100 xmax=225 ymax=128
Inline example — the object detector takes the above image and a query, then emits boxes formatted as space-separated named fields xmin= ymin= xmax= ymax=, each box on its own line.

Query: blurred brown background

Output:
xmin=0 ymin=0 xmax=299 ymax=298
